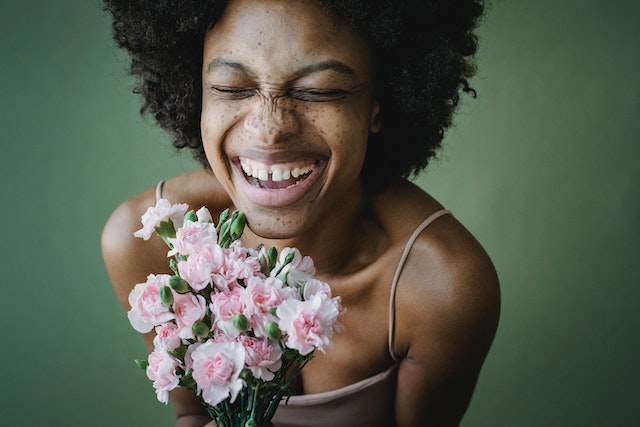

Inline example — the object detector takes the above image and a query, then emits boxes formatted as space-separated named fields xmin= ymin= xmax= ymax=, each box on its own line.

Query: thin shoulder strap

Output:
xmin=155 ymin=180 xmax=165 ymax=203
xmin=388 ymin=209 xmax=451 ymax=362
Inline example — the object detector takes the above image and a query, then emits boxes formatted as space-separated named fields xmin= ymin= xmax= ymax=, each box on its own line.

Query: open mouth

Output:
xmin=239 ymin=157 xmax=315 ymax=190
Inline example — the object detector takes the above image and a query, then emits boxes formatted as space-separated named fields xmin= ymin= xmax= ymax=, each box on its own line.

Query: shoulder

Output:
xmin=375 ymin=181 xmax=500 ymax=425
xmin=373 ymin=180 xmax=500 ymax=358
xmin=101 ymin=168 xmax=228 ymax=252
xmin=391 ymin=194 xmax=500 ymax=361
xmin=399 ymin=214 xmax=500 ymax=348
xmin=101 ymin=181 xmax=167 ymax=308
xmin=101 ymin=168 xmax=230 ymax=308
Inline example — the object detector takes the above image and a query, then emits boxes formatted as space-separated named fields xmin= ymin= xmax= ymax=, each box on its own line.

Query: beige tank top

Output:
xmin=154 ymin=181 xmax=451 ymax=427
xmin=272 ymin=209 xmax=451 ymax=427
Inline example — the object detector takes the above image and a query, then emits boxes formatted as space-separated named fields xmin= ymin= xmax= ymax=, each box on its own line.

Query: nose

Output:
xmin=243 ymin=92 xmax=300 ymax=143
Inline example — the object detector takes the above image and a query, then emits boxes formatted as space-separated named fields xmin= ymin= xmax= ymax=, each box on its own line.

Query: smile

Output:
xmin=239 ymin=158 xmax=314 ymax=190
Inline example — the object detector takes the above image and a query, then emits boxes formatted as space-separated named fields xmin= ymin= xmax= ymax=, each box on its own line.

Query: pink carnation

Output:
xmin=302 ymin=278 xmax=333 ymax=300
xmin=146 ymin=349 xmax=181 ymax=404
xmin=134 ymin=198 xmax=188 ymax=240
xmin=153 ymin=323 xmax=182 ymax=351
xmin=191 ymin=341 xmax=246 ymax=406
xmin=183 ymin=341 xmax=202 ymax=371
xmin=277 ymin=294 xmax=341 ymax=355
xmin=127 ymin=274 xmax=175 ymax=333
xmin=167 ymin=220 xmax=217 ymax=257
xmin=172 ymin=293 xmax=208 ymax=340
xmin=237 ymin=335 xmax=282 ymax=381
xmin=210 ymin=286 xmax=246 ymax=337
xmin=129 ymin=201 xmax=347 ymax=410
xmin=244 ymin=276 xmax=286 ymax=315
xmin=210 ymin=286 xmax=246 ymax=320
xmin=243 ymin=276 xmax=288 ymax=337
xmin=212 ymin=246 xmax=262 ymax=291
xmin=177 ymin=245 xmax=225 ymax=291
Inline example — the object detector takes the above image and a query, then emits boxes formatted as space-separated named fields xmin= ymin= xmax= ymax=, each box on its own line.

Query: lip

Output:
xmin=231 ymin=156 xmax=327 ymax=208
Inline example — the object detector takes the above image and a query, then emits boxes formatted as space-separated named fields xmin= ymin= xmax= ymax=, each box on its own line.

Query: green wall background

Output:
xmin=1 ymin=0 xmax=638 ymax=425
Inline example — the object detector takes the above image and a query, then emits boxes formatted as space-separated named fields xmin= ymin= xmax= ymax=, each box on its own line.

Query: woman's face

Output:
xmin=201 ymin=0 xmax=379 ymax=239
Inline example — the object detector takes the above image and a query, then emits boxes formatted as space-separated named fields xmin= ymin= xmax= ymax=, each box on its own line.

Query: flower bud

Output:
xmin=245 ymin=419 xmax=257 ymax=427
xmin=239 ymin=368 xmax=254 ymax=381
xmin=265 ymin=321 xmax=282 ymax=340
xmin=218 ymin=221 xmax=231 ymax=248
xmin=282 ymin=251 xmax=295 ymax=267
xmin=192 ymin=321 xmax=211 ymax=339
xmin=159 ymin=286 xmax=174 ymax=307
xmin=229 ymin=211 xmax=246 ymax=241
xmin=169 ymin=275 xmax=191 ymax=293
xmin=232 ymin=313 xmax=250 ymax=332
xmin=272 ymin=251 xmax=295 ymax=278
xmin=217 ymin=208 xmax=230 ymax=231
xmin=267 ymin=246 xmax=278 ymax=269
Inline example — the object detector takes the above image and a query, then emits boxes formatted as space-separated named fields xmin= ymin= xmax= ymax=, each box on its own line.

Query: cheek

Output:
xmin=307 ymin=105 xmax=369 ymax=156
xmin=305 ymin=106 xmax=350 ymax=140
xmin=200 ymin=102 xmax=244 ymax=155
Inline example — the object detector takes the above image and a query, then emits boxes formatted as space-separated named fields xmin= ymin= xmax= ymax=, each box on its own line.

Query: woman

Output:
xmin=101 ymin=0 xmax=500 ymax=426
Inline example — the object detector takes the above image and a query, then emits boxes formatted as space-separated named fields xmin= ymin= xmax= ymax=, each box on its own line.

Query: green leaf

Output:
xmin=168 ymin=345 xmax=187 ymax=360
xmin=180 ymin=368 xmax=197 ymax=389
xmin=184 ymin=210 xmax=197 ymax=222
xmin=154 ymin=220 xmax=176 ymax=241
xmin=134 ymin=358 xmax=148 ymax=370
xmin=169 ymin=259 xmax=179 ymax=274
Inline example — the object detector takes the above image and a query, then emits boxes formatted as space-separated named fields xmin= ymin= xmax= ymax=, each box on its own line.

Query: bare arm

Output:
xmin=393 ymin=220 xmax=500 ymax=426
xmin=101 ymin=190 xmax=213 ymax=427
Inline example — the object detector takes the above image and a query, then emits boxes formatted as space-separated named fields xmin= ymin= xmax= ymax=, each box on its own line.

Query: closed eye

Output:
xmin=288 ymin=88 xmax=351 ymax=102
xmin=208 ymin=86 xmax=257 ymax=100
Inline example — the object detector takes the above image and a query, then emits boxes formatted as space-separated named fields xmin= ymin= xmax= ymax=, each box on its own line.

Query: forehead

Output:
xmin=203 ymin=0 xmax=372 ymax=80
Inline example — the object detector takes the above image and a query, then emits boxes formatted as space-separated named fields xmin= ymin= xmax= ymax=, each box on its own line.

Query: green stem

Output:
xmin=263 ymin=352 xmax=314 ymax=422
xmin=250 ymin=383 xmax=259 ymax=423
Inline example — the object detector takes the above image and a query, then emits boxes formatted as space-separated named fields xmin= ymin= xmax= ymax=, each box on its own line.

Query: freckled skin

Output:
xmin=200 ymin=0 xmax=379 ymax=245
xmin=101 ymin=1 xmax=500 ymax=426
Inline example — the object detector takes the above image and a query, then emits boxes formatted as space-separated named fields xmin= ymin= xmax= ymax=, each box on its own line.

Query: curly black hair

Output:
xmin=104 ymin=0 xmax=484 ymax=191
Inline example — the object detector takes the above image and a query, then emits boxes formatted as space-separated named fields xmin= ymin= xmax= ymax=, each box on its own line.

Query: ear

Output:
xmin=369 ymin=101 xmax=381 ymax=134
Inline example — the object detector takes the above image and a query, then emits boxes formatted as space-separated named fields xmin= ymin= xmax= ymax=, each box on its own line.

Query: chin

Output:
xmin=244 ymin=212 xmax=307 ymax=241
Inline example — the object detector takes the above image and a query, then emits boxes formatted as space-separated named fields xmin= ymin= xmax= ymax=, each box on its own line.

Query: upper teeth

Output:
xmin=240 ymin=159 xmax=313 ymax=182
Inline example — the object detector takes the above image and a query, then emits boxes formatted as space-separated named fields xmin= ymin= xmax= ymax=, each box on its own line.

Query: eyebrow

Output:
xmin=206 ymin=58 xmax=358 ymax=80
xmin=206 ymin=58 xmax=256 ymax=77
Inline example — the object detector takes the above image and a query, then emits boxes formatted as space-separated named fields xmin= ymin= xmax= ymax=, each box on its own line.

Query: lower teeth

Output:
xmin=247 ymin=172 xmax=309 ymax=189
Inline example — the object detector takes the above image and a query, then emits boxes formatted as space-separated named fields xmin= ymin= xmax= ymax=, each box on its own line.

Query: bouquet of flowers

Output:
xmin=127 ymin=199 xmax=344 ymax=427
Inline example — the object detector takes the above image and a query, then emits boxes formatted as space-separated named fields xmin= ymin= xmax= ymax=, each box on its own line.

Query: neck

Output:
xmin=240 ymin=184 xmax=377 ymax=276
